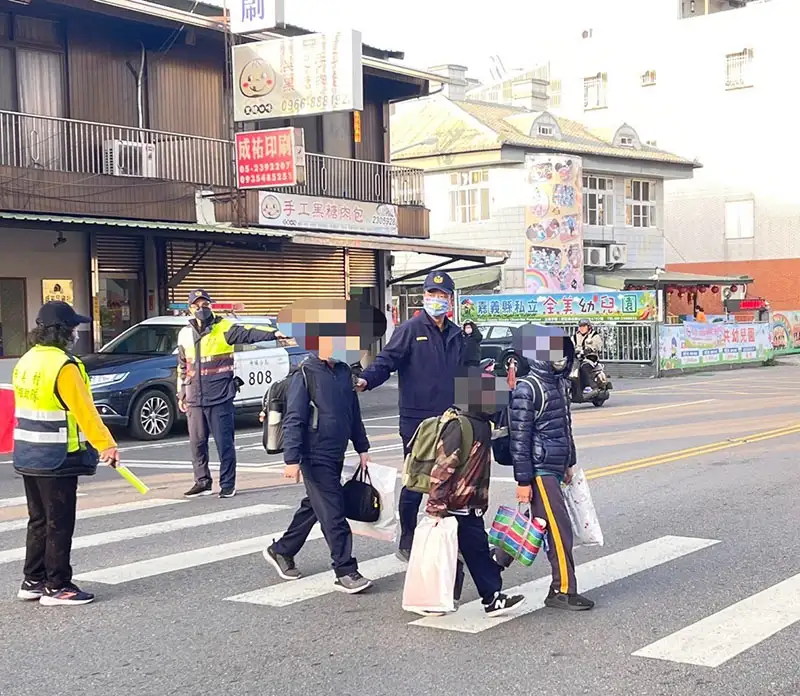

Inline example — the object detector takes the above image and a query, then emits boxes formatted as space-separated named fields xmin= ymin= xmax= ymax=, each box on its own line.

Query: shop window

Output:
xmin=449 ymin=170 xmax=490 ymax=223
xmin=0 ymin=278 xmax=27 ymax=358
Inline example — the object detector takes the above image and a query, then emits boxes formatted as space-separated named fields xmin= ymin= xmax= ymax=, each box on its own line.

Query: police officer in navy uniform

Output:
xmin=356 ymin=271 xmax=465 ymax=559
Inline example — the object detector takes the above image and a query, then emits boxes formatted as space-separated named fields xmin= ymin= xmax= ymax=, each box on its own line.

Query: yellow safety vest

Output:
xmin=12 ymin=345 xmax=95 ymax=475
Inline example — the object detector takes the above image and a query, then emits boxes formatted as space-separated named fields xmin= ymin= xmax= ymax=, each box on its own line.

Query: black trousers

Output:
xmin=579 ymin=362 xmax=594 ymax=391
xmin=453 ymin=511 xmax=502 ymax=604
xmin=187 ymin=401 xmax=237 ymax=489
xmin=22 ymin=475 xmax=78 ymax=590
xmin=274 ymin=458 xmax=357 ymax=577
xmin=398 ymin=416 xmax=424 ymax=551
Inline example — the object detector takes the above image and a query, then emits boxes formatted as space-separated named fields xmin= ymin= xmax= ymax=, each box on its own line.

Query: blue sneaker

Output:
xmin=17 ymin=579 xmax=45 ymax=601
xmin=39 ymin=584 xmax=95 ymax=606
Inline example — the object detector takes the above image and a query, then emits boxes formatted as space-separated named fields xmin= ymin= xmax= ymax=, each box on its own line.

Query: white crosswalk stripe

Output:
xmin=0 ymin=492 xmax=86 ymax=509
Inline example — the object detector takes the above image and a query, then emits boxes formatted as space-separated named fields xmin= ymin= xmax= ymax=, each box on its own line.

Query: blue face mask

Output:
xmin=424 ymin=296 xmax=450 ymax=318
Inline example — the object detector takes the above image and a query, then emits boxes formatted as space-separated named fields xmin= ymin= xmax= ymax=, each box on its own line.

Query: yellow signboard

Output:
xmin=42 ymin=279 xmax=74 ymax=305
xmin=353 ymin=110 xmax=362 ymax=144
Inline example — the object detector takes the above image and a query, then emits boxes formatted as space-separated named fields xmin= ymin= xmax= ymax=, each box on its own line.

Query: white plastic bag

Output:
xmin=340 ymin=460 xmax=398 ymax=542
xmin=563 ymin=467 xmax=604 ymax=547
xmin=402 ymin=516 xmax=459 ymax=615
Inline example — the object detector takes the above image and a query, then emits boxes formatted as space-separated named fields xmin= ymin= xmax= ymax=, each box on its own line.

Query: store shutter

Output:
xmin=347 ymin=248 xmax=378 ymax=289
xmin=165 ymin=241 xmax=346 ymax=315
xmin=95 ymin=234 xmax=145 ymax=273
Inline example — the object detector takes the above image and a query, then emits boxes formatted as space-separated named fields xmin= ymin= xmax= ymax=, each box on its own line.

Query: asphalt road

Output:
xmin=1 ymin=367 xmax=799 ymax=696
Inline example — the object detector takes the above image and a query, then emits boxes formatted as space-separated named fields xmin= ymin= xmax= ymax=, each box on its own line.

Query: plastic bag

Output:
xmin=402 ymin=515 xmax=458 ymax=615
xmin=340 ymin=460 xmax=397 ymax=542
xmin=562 ymin=467 xmax=604 ymax=547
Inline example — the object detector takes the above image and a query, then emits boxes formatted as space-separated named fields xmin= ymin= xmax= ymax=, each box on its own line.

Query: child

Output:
xmin=505 ymin=325 xmax=594 ymax=611
xmin=425 ymin=366 xmax=525 ymax=616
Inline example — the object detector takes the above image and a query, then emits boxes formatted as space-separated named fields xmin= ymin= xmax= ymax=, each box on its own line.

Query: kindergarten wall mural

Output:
xmin=523 ymin=154 xmax=584 ymax=293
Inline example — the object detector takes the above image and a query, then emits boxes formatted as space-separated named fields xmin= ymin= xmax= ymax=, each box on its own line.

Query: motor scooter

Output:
xmin=570 ymin=351 xmax=612 ymax=407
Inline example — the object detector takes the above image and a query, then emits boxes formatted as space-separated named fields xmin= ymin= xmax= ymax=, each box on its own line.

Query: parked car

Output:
xmin=477 ymin=322 xmax=526 ymax=361
xmin=81 ymin=315 xmax=307 ymax=441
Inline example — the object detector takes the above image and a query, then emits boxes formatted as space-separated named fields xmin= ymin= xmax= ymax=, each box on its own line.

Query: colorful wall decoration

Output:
xmin=659 ymin=322 xmax=773 ymax=370
xmin=523 ymin=154 xmax=584 ymax=293
xmin=771 ymin=311 xmax=800 ymax=355
xmin=459 ymin=291 xmax=657 ymax=323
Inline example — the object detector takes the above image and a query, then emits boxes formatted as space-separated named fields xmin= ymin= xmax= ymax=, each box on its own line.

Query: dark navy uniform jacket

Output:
xmin=360 ymin=312 xmax=465 ymax=422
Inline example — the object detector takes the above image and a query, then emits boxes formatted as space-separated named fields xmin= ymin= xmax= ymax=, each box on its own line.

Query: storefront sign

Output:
xmin=659 ymin=322 xmax=773 ymax=370
xmin=258 ymin=192 xmax=398 ymax=236
xmin=232 ymin=30 xmax=363 ymax=122
xmin=459 ymin=291 xmax=657 ymax=323
xmin=229 ymin=0 xmax=284 ymax=36
xmin=235 ymin=127 xmax=306 ymax=189
xmin=42 ymin=279 xmax=74 ymax=305
xmin=353 ymin=111 xmax=362 ymax=143
xmin=772 ymin=310 xmax=800 ymax=355
xmin=523 ymin=154 xmax=584 ymax=293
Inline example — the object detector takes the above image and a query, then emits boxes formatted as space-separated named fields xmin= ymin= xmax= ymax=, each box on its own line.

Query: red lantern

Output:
xmin=698 ymin=285 xmax=708 ymax=294
xmin=730 ymin=285 xmax=738 ymax=293
xmin=711 ymin=285 xmax=719 ymax=294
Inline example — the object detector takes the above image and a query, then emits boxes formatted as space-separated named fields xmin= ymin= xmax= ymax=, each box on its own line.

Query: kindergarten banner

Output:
xmin=659 ymin=322 xmax=773 ymax=370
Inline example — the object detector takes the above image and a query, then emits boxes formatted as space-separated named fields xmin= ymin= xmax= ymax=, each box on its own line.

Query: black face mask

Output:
xmin=194 ymin=307 xmax=214 ymax=325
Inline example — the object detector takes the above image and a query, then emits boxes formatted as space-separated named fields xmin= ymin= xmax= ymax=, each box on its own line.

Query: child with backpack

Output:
xmin=417 ymin=366 xmax=525 ymax=616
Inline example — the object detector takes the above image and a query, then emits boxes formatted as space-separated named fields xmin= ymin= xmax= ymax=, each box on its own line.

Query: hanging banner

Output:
xmin=659 ymin=322 xmax=773 ymax=370
xmin=523 ymin=154 xmax=584 ymax=293
xmin=771 ymin=311 xmax=800 ymax=355
xmin=459 ymin=291 xmax=657 ymax=323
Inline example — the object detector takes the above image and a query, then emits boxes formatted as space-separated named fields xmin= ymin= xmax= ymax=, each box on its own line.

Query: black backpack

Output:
xmin=491 ymin=375 xmax=546 ymax=466
xmin=261 ymin=365 xmax=316 ymax=454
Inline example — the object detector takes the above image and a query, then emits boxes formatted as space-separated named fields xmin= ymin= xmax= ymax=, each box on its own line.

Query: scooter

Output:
xmin=569 ymin=351 xmax=613 ymax=407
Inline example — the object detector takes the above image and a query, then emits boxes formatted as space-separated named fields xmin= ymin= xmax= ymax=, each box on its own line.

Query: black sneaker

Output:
xmin=184 ymin=482 xmax=212 ymax=498
xmin=544 ymin=588 xmax=595 ymax=611
xmin=484 ymin=592 xmax=526 ymax=617
xmin=333 ymin=571 xmax=373 ymax=594
xmin=39 ymin=584 xmax=95 ymax=606
xmin=218 ymin=488 xmax=236 ymax=499
xmin=17 ymin=579 xmax=45 ymax=601
xmin=263 ymin=544 xmax=301 ymax=580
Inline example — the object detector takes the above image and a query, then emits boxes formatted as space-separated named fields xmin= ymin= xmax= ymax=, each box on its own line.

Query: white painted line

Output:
xmin=0 ymin=503 xmax=290 ymax=565
xmin=226 ymin=552 xmax=405 ymax=607
xmin=0 ymin=493 xmax=86 ymax=509
xmin=0 ymin=498 xmax=186 ymax=534
xmin=603 ymin=399 xmax=716 ymax=418
xmin=633 ymin=572 xmax=800 ymax=668
xmin=411 ymin=535 xmax=720 ymax=633
xmin=76 ymin=526 xmax=324 ymax=584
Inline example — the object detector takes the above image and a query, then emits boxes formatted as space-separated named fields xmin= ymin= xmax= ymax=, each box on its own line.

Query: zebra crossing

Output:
xmin=1 ymin=491 xmax=798 ymax=670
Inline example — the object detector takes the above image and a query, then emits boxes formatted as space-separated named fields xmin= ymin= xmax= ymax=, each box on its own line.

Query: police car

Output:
xmin=82 ymin=304 xmax=306 ymax=441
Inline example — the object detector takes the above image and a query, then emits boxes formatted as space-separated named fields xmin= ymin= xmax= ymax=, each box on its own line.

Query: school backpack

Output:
xmin=402 ymin=408 xmax=474 ymax=494
xmin=261 ymin=364 xmax=316 ymax=454
xmin=491 ymin=375 xmax=546 ymax=466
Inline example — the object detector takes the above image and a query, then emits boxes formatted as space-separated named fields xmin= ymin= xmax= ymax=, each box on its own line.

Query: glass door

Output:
xmin=98 ymin=273 xmax=143 ymax=347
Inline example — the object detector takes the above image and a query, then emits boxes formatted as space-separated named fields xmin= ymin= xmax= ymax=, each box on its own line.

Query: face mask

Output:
xmin=424 ymin=296 xmax=449 ymax=318
xmin=194 ymin=307 xmax=214 ymax=325
xmin=68 ymin=328 xmax=79 ymax=350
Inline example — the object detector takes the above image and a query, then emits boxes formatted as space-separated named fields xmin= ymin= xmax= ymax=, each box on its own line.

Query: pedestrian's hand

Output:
xmin=564 ymin=467 xmax=575 ymax=486
xmin=516 ymin=484 xmax=532 ymax=504
xmin=100 ymin=447 xmax=120 ymax=469
xmin=274 ymin=330 xmax=287 ymax=340
xmin=283 ymin=464 xmax=302 ymax=483
xmin=358 ymin=452 xmax=370 ymax=470
xmin=355 ymin=377 xmax=368 ymax=392
xmin=178 ymin=398 xmax=187 ymax=413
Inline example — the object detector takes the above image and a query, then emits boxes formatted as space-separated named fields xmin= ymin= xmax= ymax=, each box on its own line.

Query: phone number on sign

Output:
xmin=280 ymin=95 xmax=350 ymax=114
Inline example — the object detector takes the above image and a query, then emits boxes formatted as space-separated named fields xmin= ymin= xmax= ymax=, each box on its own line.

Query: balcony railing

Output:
xmin=0 ymin=110 xmax=425 ymax=207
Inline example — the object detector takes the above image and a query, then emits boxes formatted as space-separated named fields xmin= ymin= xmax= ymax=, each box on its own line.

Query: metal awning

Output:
xmin=0 ymin=213 xmax=510 ymax=278
xmin=393 ymin=265 xmax=502 ymax=290
xmin=585 ymin=269 xmax=754 ymax=290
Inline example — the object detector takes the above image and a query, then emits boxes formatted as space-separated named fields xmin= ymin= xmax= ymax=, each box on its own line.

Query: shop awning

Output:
xmin=392 ymin=265 xmax=502 ymax=289
xmin=585 ymin=269 xmax=754 ymax=290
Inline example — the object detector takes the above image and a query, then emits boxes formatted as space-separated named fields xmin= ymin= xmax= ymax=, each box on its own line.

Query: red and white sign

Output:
xmin=235 ymin=127 xmax=306 ymax=189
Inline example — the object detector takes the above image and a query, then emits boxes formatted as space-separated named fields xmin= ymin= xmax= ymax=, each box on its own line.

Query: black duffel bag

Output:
xmin=343 ymin=465 xmax=381 ymax=523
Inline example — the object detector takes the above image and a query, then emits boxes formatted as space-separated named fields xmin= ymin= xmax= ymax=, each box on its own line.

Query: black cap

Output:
xmin=36 ymin=301 xmax=91 ymax=329
xmin=579 ymin=318 xmax=591 ymax=326
xmin=188 ymin=289 xmax=213 ymax=305
xmin=422 ymin=271 xmax=455 ymax=294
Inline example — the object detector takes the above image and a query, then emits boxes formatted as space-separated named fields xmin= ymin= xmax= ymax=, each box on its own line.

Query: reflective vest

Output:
xmin=12 ymin=345 xmax=98 ymax=477
xmin=178 ymin=317 xmax=236 ymax=407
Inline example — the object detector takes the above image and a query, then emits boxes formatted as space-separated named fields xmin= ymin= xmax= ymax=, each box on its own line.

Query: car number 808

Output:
xmin=248 ymin=371 xmax=273 ymax=386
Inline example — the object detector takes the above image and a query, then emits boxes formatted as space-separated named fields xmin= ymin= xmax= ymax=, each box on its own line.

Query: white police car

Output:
xmin=82 ymin=309 xmax=305 ymax=441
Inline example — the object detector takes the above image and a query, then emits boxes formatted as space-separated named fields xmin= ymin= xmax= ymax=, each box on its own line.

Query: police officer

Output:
xmin=13 ymin=301 xmax=120 ymax=606
xmin=356 ymin=271 xmax=465 ymax=559
xmin=179 ymin=290 xmax=286 ymax=499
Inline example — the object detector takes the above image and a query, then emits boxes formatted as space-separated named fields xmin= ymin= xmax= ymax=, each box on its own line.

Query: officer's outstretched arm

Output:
xmin=359 ymin=324 xmax=410 ymax=389
xmin=224 ymin=323 xmax=278 ymax=346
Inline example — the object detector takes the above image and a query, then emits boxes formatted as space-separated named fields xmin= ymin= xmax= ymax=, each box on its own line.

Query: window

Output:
xmin=625 ymin=179 xmax=657 ymax=227
xmin=0 ymin=278 xmax=27 ymax=358
xmin=549 ymin=79 xmax=562 ymax=108
xmin=537 ymin=124 xmax=554 ymax=137
xmin=100 ymin=325 xmax=181 ymax=356
xmin=725 ymin=200 xmax=754 ymax=239
xmin=725 ymin=49 xmax=754 ymax=89
xmin=583 ymin=175 xmax=614 ymax=226
xmin=584 ymin=73 xmax=607 ymax=109
xmin=641 ymin=69 xmax=657 ymax=87
xmin=620 ymin=136 xmax=634 ymax=147
xmin=449 ymin=170 xmax=490 ymax=223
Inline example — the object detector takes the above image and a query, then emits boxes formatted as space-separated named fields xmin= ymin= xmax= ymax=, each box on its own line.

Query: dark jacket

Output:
xmin=509 ymin=360 xmax=576 ymax=484
xmin=360 ymin=312 xmax=465 ymax=420
xmin=283 ymin=357 xmax=370 ymax=465
xmin=178 ymin=316 xmax=278 ymax=408
xmin=426 ymin=412 xmax=492 ymax=515
xmin=462 ymin=322 xmax=483 ymax=366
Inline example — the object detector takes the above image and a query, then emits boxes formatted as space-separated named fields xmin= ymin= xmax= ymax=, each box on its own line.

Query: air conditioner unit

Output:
xmin=103 ymin=140 xmax=157 ymax=177
xmin=607 ymin=243 xmax=628 ymax=266
xmin=583 ymin=246 xmax=608 ymax=267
